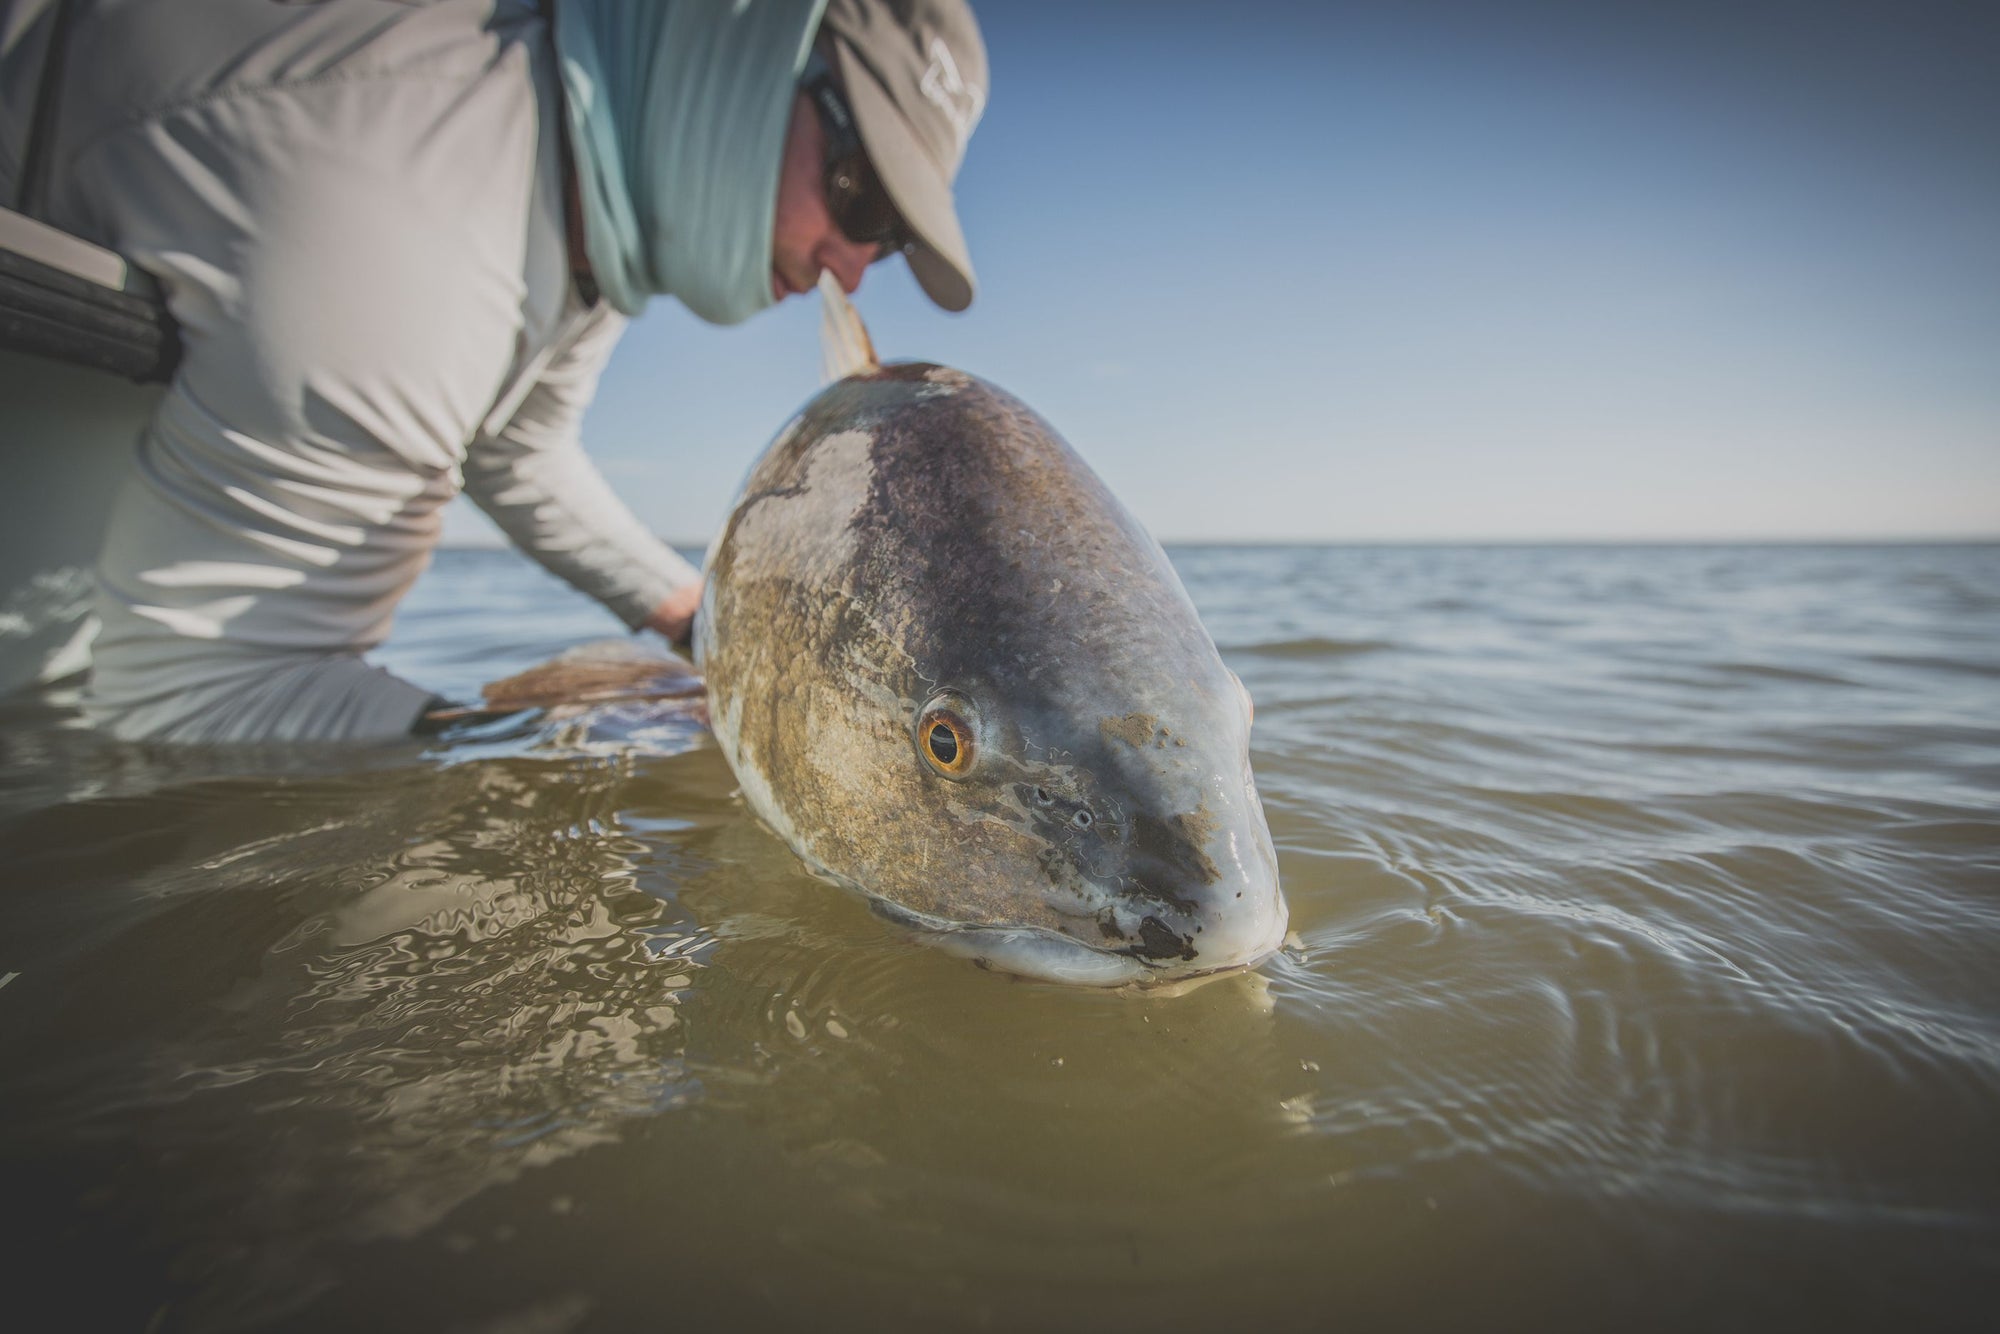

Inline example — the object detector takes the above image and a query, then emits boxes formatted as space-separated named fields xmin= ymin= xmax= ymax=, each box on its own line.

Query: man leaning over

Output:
xmin=0 ymin=0 xmax=987 ymax=742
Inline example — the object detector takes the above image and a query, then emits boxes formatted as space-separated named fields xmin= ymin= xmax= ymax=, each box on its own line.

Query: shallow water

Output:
xmin=2 ymin=544 xmax=1996 ymax=1332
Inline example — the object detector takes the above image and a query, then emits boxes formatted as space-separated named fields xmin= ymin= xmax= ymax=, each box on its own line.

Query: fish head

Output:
xmin=703 ymin=364 xmax=1287 ymax=988
xmin=860 ymin=628 xmax=1287 ymax=989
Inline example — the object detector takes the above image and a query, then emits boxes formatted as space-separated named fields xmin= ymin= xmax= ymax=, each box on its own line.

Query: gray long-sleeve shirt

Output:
xmin=2 ymin=0 xmax=696 ymax=741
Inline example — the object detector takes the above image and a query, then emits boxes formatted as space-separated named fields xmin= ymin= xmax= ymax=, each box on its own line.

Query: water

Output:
xmin=2 ymin=544 xmax=1996 ymax=1332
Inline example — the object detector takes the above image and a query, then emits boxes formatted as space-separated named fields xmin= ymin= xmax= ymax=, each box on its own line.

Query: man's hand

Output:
xmin=644 ymin=580 xmax=704 ymax=651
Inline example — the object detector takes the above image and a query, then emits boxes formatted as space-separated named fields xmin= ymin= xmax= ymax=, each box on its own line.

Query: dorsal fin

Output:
xmin=818 ymin=268 xmax=879 ymax=383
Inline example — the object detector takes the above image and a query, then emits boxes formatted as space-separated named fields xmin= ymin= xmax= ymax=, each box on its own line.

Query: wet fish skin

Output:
xmin=695 ymin=363 xmax=1287 ymax=986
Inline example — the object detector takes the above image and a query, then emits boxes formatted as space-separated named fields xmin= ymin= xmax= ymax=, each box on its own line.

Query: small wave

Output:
xmin=1707 ymin=661 xmax=1866 ymax=688
xmin=1229 ymin=635 xmax=1397 ymax=660
xmin=1861 ymin=652 xmax=2000 ymax=680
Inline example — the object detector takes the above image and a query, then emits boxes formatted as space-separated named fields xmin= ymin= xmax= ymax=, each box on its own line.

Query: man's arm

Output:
xmin=461 ymin=305 xmax=703 ymax=644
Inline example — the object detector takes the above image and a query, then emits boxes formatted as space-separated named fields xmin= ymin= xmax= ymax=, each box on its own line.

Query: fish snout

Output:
xmin=1104 ymin=806 xmax=1287 ymax=980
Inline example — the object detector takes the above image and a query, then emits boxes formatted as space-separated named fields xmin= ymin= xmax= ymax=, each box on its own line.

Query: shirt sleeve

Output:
xmin=460 ymin=305 xmax=700 ymax=630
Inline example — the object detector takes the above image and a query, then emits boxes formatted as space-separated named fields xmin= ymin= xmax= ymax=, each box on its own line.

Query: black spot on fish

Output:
xmin=1129 ymin=915 xmax=1196 ymax=963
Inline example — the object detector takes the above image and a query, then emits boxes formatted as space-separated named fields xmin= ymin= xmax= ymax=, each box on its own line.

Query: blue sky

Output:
xmin=447 ymin=0 xmax=1999 ymax=546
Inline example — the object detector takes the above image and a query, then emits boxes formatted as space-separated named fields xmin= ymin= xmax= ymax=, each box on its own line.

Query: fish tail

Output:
xmin=818 ymin=269 xmax=880 ymax=383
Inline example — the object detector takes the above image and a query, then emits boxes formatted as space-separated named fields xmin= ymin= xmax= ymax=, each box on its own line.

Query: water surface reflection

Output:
xmin=2 ymin=545 xmax=1996 ymax=1331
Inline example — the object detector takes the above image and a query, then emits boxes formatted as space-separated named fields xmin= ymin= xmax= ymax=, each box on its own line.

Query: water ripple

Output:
xmin=3 ymin=544 xmax=1996 ymax=1327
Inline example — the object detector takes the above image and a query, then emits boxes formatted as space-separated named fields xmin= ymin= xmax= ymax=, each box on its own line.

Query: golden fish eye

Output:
xmin=918 ymin=709 xmax=974 ymax=777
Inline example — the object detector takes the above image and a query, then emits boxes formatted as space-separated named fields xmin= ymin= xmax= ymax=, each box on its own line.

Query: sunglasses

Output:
xmin=801 ymin=56 xmax=915 ymax=256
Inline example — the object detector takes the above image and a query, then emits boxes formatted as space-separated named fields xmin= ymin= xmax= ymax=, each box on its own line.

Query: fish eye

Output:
xmin=1033 ymin=786 xmax=1054 ymax=805
xmin=926 ymin=718 xmax=966 ymax=768
xmin=1071 ymin=809 xmax=1094 ymax=830
xmin=915 ymin=693 xmax=977 ymax=778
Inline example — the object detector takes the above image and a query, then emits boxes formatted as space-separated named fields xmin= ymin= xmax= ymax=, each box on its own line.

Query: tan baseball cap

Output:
xmin=819 ymin=0 xmax=988 ymax=312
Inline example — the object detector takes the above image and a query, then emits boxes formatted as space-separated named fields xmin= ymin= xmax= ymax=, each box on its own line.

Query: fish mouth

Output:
xmin=870 ymin=899 xmax=1285 ymax=989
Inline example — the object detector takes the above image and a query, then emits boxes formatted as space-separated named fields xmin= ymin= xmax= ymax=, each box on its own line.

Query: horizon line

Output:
xmin=435 ymin=533 xmax=2000 ymax=552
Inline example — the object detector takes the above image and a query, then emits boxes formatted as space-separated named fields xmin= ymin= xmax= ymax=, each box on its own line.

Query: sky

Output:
xmin=447 ymin=0 xmax=2000 ymax=547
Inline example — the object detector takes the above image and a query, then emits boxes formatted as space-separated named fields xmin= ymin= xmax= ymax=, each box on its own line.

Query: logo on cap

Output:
xmin=919 ymin=38 xmax=985 ymax=154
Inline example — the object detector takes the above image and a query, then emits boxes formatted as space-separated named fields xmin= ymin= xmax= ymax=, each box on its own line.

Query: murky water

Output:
xmin=2 ymin=544 xmax=1996 ymax=1332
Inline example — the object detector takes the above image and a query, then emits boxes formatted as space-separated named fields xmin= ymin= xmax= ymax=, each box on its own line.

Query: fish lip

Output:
xmin=868 ymin=897 xmax=1283 ymax=989
xmin=1113 ymin=932 xmax=1286 ymax=987
xmin=870 ymin=898 xmax=1138 ymax=985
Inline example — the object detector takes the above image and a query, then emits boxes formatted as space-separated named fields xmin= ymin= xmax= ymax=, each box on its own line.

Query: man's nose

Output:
xmin=820 ymin=236 xmax=880 ymax=295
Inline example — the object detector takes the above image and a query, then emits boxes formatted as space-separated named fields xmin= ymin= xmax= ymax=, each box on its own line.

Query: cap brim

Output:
xmin=828 ymin=40 xmax=976 ymax=313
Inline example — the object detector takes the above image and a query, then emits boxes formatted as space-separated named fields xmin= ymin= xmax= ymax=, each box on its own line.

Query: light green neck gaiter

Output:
xmin=553 ymin=0 xmax=828 ymax=322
